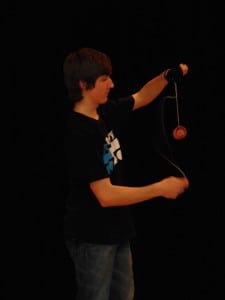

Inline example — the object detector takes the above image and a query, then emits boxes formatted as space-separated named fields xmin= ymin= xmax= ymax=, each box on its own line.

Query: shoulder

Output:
xmin=99 ymin=96 xmax=134 ymax=114
xmin=65 ymin=111 xmax=100 ymax=140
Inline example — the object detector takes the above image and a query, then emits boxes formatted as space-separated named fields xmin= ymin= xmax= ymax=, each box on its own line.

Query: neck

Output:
xmin=73 ymin=102 xmax=99 ymax=120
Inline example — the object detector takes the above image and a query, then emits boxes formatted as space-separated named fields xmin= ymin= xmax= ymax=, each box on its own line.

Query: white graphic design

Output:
xmin=103 ymin=130 xmax=122 ymax=174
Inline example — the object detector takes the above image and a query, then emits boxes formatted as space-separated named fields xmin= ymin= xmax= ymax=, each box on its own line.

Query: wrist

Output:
xmin=163 ymin=66 xmax=183 ymax=83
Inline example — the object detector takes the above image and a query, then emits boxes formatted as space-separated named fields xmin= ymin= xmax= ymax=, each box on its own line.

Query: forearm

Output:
xmin=89 ymin=176 xmax=189 ymax=207
xmin=132 ymin=63 xmax=188 ymax=110
xmin=132 ymin=72 xmax=168 ymax=110
xmin=90 ymin=178 xmax=162 ymax=207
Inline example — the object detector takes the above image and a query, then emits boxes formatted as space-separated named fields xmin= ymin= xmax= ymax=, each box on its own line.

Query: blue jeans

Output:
xmin=65 ymin=239 xmax=135 ymax=300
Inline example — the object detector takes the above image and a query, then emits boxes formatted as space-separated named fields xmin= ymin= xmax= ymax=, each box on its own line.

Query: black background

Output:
xmin=7 ymin=3 xmax=224 ymax=299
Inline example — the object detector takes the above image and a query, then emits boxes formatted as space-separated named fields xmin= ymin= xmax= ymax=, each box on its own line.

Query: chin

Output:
xmin=100 ymin=97 xmax=108 ymax=104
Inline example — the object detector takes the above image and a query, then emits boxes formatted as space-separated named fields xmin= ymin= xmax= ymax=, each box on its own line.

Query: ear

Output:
xmin=79 ymin=80 xmax=87 ymax=90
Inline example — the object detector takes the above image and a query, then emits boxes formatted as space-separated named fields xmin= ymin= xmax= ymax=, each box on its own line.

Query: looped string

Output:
xmin=164 ymin=82 xmax=180 ymax=125
xmin=152 ymin=82 xmax=187 ymax=178
xmin=174 ymin=82 xmax=180 ymax=126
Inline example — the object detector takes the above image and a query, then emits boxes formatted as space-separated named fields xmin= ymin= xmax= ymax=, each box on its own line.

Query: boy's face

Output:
xmin=88 ymin=75 xmax=115 ymax=105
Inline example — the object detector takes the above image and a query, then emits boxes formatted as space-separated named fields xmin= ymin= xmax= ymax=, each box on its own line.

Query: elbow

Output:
xmin=99 ymin=200 xmax=109 ymax=208
xmin=90 ymin=178 xmax=114 ymax=207
xmin=97 ymin=194 xmax=113 ymax=207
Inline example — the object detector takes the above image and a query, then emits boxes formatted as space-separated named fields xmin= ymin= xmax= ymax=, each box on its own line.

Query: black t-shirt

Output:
xmin=64 ymin=96 xmax=136 ymax=244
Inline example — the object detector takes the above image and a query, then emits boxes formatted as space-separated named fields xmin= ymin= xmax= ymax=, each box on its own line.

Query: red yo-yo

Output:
xmin=172 ymin=125 xmax=187 ymax=140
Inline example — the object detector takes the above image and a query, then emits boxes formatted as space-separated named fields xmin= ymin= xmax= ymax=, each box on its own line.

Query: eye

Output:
xmin=99 ymin=74 xmax=111 ymax=81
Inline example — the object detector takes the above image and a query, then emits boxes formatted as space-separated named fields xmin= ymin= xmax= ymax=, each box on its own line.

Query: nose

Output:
xmin=109 ymin=78 xmax=115 ymax=88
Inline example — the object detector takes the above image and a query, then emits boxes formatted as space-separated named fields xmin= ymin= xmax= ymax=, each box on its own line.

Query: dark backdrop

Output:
xmin=7 ymin=3 xmax=224 ymax=300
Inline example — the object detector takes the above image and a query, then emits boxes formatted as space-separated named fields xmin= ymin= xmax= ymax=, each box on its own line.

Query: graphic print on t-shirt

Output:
xmin=103 ymin=130 xmax=122 ymax=175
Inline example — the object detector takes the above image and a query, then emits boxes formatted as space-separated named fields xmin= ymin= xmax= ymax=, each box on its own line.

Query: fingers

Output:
xmin=179 ymin=63 xmax=189 ymax=75
xmin=178 ymin=176 xmax=189 ymax=189
xmin=183 ymin=176 xmax=190 ymax=188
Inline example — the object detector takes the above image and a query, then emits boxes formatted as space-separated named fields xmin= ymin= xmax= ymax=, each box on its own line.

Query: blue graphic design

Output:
xmin=103 ymin=143 xmax=114 ymax=175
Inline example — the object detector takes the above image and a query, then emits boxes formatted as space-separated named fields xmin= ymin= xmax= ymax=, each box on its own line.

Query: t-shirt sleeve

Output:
xmin=100 ymin=96 xmax=135 ymax=129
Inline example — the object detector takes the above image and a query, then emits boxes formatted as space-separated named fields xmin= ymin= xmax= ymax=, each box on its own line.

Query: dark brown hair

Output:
xmin=63 ymin=48 xmax=112 ymax=104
